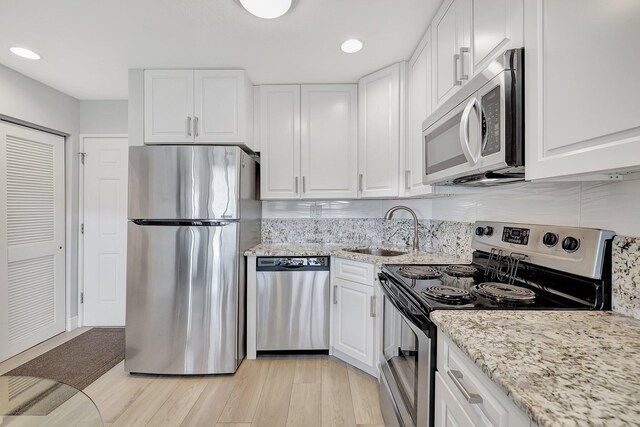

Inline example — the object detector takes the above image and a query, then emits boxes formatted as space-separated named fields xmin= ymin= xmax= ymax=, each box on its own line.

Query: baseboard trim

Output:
xmin=331 ymin=347 xmax=379 ymax=378
xmin=66 ymin=316 xmax=78 ymax=331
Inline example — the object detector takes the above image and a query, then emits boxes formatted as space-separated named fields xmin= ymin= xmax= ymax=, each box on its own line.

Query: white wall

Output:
xmin=79 ymin=100 xmax=128 ymax=134
xmin=431 ymin=175 xmax=640 ymax=237
xmin=0 ymin=63 xmax=80 ymax=320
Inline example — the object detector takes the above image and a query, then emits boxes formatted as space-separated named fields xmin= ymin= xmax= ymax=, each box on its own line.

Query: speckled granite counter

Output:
xmin=244 ymin=243 xmax=470 ymax=266
xmin=431 ymin=310 xmax=640 ymax=427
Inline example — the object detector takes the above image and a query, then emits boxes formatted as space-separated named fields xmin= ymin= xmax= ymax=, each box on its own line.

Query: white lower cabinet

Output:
xmin=435 ymin=372 xmax=478 ymax=427
xmin=331 ymin=258 xmax=378 ymax=376
xmin=437 ymin=329 xmax=531 ymax=427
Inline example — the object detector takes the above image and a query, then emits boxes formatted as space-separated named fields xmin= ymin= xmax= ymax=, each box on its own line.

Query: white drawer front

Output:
xmin=333 ymin=258 xmax=374 ymax=285
xmin=438 ymin=330 xmax=529 ymax=427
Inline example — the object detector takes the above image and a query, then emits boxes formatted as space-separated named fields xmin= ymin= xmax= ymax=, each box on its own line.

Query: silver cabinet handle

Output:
xmin=453 ymin=54 xmax=462 ymax=86
xmin=405 ymin=170 xmax=411 ymax=190
xmin=370 ymin=295 xmax=376 ymax=317
xmin=194 ymin=116 xmax=199 ymax=137
xmin=447 ymin=369 xmax=483 ymax=404
xmin=186 ymin=116 xmax=192 ymax=136
xmin=459 ymin=47 xmax=469 ymax=80
xmin=295 ymin=177 xmax=299 ymax=194
xmin=333 ymin=285 xmax=338 ymax=304
xmin=302 ymin=176 xmax=306 ymax=193
xmin=358 ymin=174 xmax=364 ymax=192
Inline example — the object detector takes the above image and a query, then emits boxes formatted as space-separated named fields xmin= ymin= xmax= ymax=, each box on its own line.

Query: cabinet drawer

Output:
xmin=333 ymin=258 xmax=374 ymax=285
xmin=437 ymin=330 xmax=529 ymax=427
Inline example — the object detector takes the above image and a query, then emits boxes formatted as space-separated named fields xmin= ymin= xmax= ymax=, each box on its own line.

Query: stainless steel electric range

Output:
xmin=377 ymin=221 xmax=615 ymax=427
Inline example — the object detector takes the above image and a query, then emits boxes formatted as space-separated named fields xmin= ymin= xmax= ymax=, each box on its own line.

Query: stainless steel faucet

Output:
xmin=383 ymin=206 xmax=420 ymax=252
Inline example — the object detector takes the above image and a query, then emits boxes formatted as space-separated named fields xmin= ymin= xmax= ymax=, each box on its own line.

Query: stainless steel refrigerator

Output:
xmin=125 ymin=145 xmax=261 ymax=375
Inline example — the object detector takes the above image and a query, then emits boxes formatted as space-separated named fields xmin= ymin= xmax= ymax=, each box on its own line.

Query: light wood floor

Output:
xmin=1 ymin=329 xmax=386 ymax=427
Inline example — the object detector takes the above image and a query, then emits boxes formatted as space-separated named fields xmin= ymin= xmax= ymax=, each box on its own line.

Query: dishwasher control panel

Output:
xmin=257 ymin=257 xmax=330 ymax=270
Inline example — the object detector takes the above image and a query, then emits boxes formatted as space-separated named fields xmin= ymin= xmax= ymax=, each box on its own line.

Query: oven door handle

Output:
xmin=378 ymin=273 xmax=431 ymax=331
xmin=459 ymin=97 xmax=481 ymax=166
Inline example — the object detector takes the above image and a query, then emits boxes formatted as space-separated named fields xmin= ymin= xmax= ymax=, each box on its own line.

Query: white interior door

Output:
xmin=82 ymin=136 xmax=128 ymax=326
xmin=0 ymin=122 xmax=65 ymax=362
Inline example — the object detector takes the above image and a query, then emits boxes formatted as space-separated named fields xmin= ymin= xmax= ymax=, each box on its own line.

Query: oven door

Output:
xmin=378 ymin=274 xmax=433 ymax=427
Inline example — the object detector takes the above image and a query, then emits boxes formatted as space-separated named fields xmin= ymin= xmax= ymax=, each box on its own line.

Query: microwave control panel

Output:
xmin=481 ymin=85 xmax=501 ymax=156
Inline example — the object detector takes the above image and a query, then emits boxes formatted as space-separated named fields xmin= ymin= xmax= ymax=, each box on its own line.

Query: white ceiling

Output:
xmin=0 ymin=0 xmax=441 ymax=100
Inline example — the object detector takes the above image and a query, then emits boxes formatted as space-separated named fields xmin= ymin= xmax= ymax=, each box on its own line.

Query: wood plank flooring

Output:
xmin=1 ymin=329 xmax=386 ymax=427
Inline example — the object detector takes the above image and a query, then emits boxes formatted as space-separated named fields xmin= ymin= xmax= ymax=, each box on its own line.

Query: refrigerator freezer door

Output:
xmin=125 ymin=221 xmax=241 ymax=374
xmin=128 ymin=145 xmax=240 ymax=221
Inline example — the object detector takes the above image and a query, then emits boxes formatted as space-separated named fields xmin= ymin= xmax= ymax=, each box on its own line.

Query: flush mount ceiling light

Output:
xmin=240 ymin=0 xmax=292 ymax=19
xmin=10 ymin=47 xmax=41 ymax=60
xmin=341 ymin=39 xmax=363 ymax=53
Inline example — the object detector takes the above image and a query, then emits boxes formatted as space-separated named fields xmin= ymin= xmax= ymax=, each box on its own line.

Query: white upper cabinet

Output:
xmin=144 ymin=69 xmax=254 ymax=149
xmin=301 ymin=85 xmax=358 ymax=199
xmin=144 ymin=70 xmax=194 ymax=143
xmin=402 ymin=30 xmax=434 ymax=197
xmin=432 ymin=0 xmax=523 ymax=112
xmin=358 ymin=63 xmax=402 ymax=198
xmin=432 ymin=0 xmax=472 ymax=110
xmin=260 ymin=85 xmax=301 ymax=200
xmin=525 ymin=0 xmax=640 ymax=180
xmin=194 ymin=70 xmax=252 ymax=145
xmin=472 ymin=0 xmax=523 ymax=72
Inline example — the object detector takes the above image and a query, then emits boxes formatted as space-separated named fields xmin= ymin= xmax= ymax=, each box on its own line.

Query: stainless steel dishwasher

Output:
xmin=256 ymin=257 xmax=330 ymax=351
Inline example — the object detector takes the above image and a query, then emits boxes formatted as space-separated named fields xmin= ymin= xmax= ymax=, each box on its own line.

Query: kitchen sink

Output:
xmin=342 ymin=247 xmax=407 ymax=257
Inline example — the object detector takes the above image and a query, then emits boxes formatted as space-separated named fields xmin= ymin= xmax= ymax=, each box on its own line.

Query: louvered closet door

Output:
xmin=0 ymin=123 xmax=65 ymax=362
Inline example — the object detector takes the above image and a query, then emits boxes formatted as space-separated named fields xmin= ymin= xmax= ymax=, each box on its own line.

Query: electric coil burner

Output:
xmin=397 ymin=266 xmax=442 ymax=280
xmin=471 ymin=282 xmax=537 ymax=304
xmin=377 ymin=222 xmax=615 ymax=427
xmin=422 ymin=286 xmax=473 ymax=305
xmin=443 ymin=265 xmax=478 ymax=277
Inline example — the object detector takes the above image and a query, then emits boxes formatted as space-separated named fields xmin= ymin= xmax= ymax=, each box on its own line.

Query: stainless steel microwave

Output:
xmin=423 ymin=48 xmax=524 ymax=186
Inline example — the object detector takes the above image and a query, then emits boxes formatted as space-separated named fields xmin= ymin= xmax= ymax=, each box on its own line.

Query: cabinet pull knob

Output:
xmin=295 ymin=177 xmax=299 ymax=194
xmin=302 ymin=176 xmax=306 ymax=193
xmin=194 ymin=116 xmax=199 ymax=137
xmin=370 ymin=295 xmax=376 ymax=317
xmin=447 ymin=369 xmax=483 ymax=404
xmin=358 ymin=174 xmax=364 ymax=192
xmin=186 ymin=116 xmax=192 ymax=136
xmin=333 ymin=285 xmax=338 ymax=304
xmin=405 ymin=170 xmax=411 ymax=190
xmin=459 ymin=47 xmax=469 ymax=81
xmin=453 ymin=54 xmax=462 ymax=86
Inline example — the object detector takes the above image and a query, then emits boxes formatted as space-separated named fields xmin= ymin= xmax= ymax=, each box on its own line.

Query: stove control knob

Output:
xmin=483 ymin=226 xmax=494 ymax=236
xmin=543 ymin=232 xmax=559 ymax=247
xmin=562 ymin=236 xmax=580 ymax=252
xmin=475 ymin=227 xmax=484 ymax=236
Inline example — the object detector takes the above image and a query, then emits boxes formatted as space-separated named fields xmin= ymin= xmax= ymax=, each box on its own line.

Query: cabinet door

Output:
xmin=260 ymin=85 xmax=301 ymax=199
xmin=358 ymin=63 xmax=401 ymax=198
xmin=525 ymin=0 xmax=640 ymax=180
xmin=144 ymin=70 xmax=194 ymax=143
xmin=403 ymin=32 xmax=434 ymax=197
xmin=194 ymin=70 xmax=250 ymax=144
xmin=333 ymin=277 xmax=375 ymax=369
xmin=471 ymin=0 xmax=523 ymax=73
xmin=434 ymin=372 xmax=478 ymax=427
xmin=432 ymin=0 xmax=472 ymax=111
xmin=300 ymin=85 xmax=358 ymax=199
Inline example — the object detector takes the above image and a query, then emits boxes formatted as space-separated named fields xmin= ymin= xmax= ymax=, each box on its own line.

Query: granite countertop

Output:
xmin=244 ymin=243 xmax=470 ymax=266
xmin=430 ymin=310 xmax=640 ymax=427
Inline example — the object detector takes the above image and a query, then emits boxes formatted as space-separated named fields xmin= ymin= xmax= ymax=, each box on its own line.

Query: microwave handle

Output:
xmin=459 ymin=97 xmax=481 ymax=166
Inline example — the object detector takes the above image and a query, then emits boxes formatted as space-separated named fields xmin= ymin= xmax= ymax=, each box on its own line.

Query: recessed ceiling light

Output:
xmin=10 ymin=47 xmax=41 ymax=60
xmin=240 ymin=0 xmax=292 ymax=19
xmin=341 ymin=39 xmax=363 ymax=54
